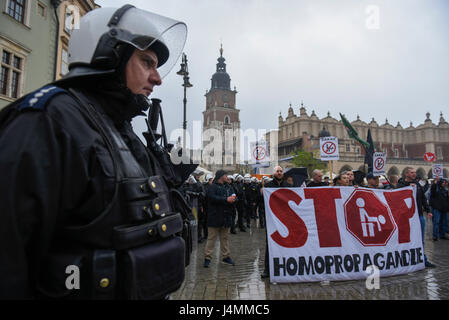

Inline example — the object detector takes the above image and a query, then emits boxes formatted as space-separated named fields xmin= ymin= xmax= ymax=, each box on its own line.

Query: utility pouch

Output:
xmin=91 ymin=250 xmax=116 ymax=300
xmin=113 ymin=213 xmax=183 ymax=251
xmin=121 ymin=236 xmax=185 ymax=300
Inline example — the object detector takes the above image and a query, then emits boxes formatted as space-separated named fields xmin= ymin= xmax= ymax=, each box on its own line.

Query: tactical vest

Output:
xmin=6 ymin=86 xmax=193 ymax=300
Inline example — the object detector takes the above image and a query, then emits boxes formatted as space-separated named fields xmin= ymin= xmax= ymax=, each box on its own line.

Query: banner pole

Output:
xmin=329 ymin=160 xmax=334 ymax=186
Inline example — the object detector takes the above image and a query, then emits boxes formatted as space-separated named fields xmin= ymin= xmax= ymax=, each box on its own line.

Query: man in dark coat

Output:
xmin=429 ymin=177 xmax=449 ymax=241
xmin=203 ymin=170 xmax=236 ymax=267
xmin=306 ymin=169 xmax=328 ymax=187
xmin=261 ymin=166 xmax=289 ymax=279
xmin=397 ymin=167 xmax=435 ymax=268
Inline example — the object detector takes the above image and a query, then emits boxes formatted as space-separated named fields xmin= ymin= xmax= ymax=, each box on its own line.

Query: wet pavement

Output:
xmin=171 ymin=216 xmax=449 ymax=300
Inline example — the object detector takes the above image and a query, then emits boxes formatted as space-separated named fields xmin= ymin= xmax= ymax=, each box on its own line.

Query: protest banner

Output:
xmin=263 ymin=186 xmax=425 ymax=283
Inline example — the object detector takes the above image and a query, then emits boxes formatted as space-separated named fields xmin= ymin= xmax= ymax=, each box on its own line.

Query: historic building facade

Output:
xmin=202 ymin=45 xmax=241 ymax=172
xmin=0 ymin=0 xmax=97 ymax=110
xmin=267 ymin=103 xmax=449 ymax=178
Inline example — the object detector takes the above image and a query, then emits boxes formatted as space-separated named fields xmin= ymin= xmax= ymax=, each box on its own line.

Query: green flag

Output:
xmin=339 ymin=113 xmax=370 ymax=149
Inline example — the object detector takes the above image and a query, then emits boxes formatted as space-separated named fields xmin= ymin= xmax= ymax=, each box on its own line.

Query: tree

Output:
xmin=291 ymin=149 xmax=328 ymax=177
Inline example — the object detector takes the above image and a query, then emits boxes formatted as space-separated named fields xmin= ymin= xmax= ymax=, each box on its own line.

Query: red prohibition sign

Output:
xmin=375 ymin=157 xmax=385 ymax=170
xmin=322 ymin=142 xmax=336 ymax=155
xmin=424 ymin=152 xmax=436 ymax=162
xmin=253 ymin=146 xmax=266 ymax=161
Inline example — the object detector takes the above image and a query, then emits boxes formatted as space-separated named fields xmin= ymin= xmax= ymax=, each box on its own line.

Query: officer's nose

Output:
xmin=150 ymin=69 xmax=162 ymax=86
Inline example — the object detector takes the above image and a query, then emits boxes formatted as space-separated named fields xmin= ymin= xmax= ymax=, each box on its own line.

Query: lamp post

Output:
xmin=176 ymin=53 xmax=193 ymax=151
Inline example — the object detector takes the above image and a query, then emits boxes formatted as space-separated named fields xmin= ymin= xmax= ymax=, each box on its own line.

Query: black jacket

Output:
xmin=430 ymin=183 xmax=449 ymax=213
xmin=0 ymin=83 xmax=188 ymax=299
xmin=306 ymin=181 xmax=328 ymax=187
xmin=206 ymin=182 xmax=234 ymax=228
xmin=397 ymin=178 xmax=430 ymax=216
xmin=264 ymin=178 xmax=290 ymax=188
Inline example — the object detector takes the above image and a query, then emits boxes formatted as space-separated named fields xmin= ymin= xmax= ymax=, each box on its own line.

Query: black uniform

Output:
xmin=0 ymin=82 xmax=193 ymax=299
xmin=234 ymin=181 xmax=247 ymax=231
xmin=245 ymin=182 xmax=259 ymax=227
xmin=225 ymin=182 xmax=237 ymax=233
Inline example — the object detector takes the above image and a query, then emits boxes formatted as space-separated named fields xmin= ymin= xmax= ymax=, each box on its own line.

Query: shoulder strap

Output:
xmin=18 ymin=85 xmax=67 ymax=111
xmin=0 ymin=85 xmax=67 ymax=132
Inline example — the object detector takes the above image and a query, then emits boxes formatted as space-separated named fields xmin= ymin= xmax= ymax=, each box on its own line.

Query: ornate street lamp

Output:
xmin=176 ymin=53 xmax=193 ymax=151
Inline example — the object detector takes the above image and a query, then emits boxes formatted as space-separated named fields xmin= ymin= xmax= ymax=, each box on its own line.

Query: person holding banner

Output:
xmin=397 ymin=167 xmax=435 ymax=268
xmin=334 ymin=173 xmax=350 ymax=186
xmin=346 ymin=170 xmax=355 ymax=186
xmin=261 ymin=166 xmax=289 ymax=279
xmin=306 ymin=169 xmax=327 ymax=187
xmin=366 ymin=173 xmax=380 ymax=189
xmin=429 ymin=176 xmax=449 ymax=241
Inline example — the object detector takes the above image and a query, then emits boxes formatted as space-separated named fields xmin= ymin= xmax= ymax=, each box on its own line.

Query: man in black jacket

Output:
xmin=397 ymin=167 xmax=435 ymax=268
xmin=306 ymin=169 xmax=327 ymax=187
xmin=429 ymin=177 xmax=449 ymax=241
xmin=0 ymin=5 xmax=192 ymax=299
xmin=204 ymin=170 xmax=236 ymax=267
xmin=261 ymin=166 xmax=290 ymax=279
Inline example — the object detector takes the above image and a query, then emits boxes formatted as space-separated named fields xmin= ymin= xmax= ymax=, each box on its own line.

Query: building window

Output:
xmin=346 ymin=144 xmax=350 ymax=152
xmin=0 ymin=49 xmax=24 ymax=99
xmin=224 ymin=115 xmax=230 ymax=125
xmin=0 ymin=66 xmax=8 ymax=95
xmin=437 ymin=146 xmax=443 ymax=159
xmin=394 ymin=148 xmax=399 ymax=158
xmin=37 ymin=1 xmax=46 ymax=17
xmin=61 ymin=47 xmax=69 ymax=76
xmin=356 ymin=147 xmax=360 ymax=154
xmin=7 ymin=0 xmax=26 ymax=23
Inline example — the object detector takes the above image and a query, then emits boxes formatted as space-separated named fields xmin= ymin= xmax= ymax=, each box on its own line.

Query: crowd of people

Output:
xmin=180 ymin=165 xmax=449 ymax=276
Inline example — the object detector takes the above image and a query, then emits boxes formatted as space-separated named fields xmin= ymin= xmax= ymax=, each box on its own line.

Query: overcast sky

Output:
xmin=97 ymin=0 xmax=449 ymax=146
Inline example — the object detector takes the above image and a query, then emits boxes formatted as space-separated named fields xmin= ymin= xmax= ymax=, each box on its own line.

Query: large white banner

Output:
xmin=263 ymin=186 xmax=424 ymax=283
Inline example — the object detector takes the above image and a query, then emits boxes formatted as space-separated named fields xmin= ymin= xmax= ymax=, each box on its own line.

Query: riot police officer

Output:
xmin=0 ymin=5 xmax=193 ymax=299
xmin=234 ymin=175 xmax=247 ymax=232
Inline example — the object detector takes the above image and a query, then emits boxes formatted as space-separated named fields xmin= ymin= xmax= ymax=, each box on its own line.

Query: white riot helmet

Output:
xmin=251 ymin=177 xmax=258 ymax=183
xmin=205 ymin=173 xmax=213 ymax=182
xmin=244 ymin=174 xmax=251 ymax=179
xmin=227 ymin=175 xmax=234 ymax=181
xmin=233 ymin=173 xmax=239 ymax=180
xmin=187 ymin=175 xmax=196 ymax=184
xmin=61 ymin=5 xmax=187 ymax=83
xmin=237 ymin=175 xmax=244 ymax=181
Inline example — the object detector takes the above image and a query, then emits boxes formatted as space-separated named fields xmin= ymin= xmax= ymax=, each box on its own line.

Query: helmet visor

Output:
xmin=116 ymin=7 xmax=187 ymax=79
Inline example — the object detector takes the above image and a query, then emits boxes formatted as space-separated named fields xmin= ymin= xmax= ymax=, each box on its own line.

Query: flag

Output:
xmin=339 ymin=113 xmax=370 ymax=149
xmin=364 ymin=129 xmax=376 ymax=173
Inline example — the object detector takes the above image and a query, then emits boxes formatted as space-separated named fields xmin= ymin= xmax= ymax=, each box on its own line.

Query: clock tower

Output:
xmin=202 ymin=44 xmax=241 ymax=172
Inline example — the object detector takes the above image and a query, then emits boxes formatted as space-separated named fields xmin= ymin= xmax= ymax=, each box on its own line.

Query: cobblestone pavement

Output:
xmin=171 ymin=216 xmax=449 ymax=300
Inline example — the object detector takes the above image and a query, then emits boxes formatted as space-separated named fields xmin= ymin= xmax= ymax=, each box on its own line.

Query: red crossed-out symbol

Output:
xmin=322 ymin=141 xmax=336 ymax=155
xmin=375 ymin=157 xmax=385 ymax=170
xmin=253 ymin=146 xmax=266 ymax=161
xmin=424 ymin=152 xmax=436 ymax=162
xmin=433 ymin=166 xmax=442 ymax=176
